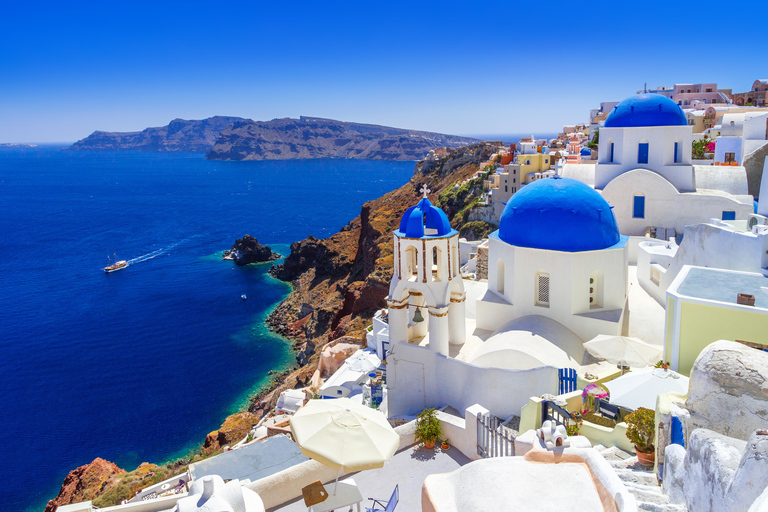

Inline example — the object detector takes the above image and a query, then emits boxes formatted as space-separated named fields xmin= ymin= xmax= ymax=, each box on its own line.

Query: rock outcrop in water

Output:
xmin=68 ymin=116 xmax=245 ymax=152
xmin=206 ymin=116 xmax=479 ymax=161
xmin=222 ymin=235 xmax=280 ymax=265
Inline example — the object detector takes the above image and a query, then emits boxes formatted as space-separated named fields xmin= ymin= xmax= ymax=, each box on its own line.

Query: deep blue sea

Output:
xmin=0 ymin=146 xmax=415 ymax=512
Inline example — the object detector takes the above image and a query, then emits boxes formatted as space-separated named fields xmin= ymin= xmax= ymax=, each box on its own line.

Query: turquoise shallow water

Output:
xmin=0 ymin=146 xmax=415 ymax=511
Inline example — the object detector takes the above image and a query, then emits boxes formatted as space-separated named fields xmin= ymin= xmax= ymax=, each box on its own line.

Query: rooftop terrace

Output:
xmin=675 ymin=266 xmax=768 ymax=308
xmin=267 ymin=444 xmax=471 ymax=512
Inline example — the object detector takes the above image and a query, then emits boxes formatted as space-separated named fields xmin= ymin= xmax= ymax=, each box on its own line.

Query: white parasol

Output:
xmin=289 ymin=398 xmax=399 ymax=494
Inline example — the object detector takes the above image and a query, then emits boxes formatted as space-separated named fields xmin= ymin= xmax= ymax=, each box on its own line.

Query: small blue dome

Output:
xmin=580 ymin=148 xmax=591 ymax=156
xmin=498 ymin=177 xmax=621 ymax=252
xmin=605 ymin=93 xmax=688 ymax=128
xmin=397 ymin=197 xmax=453 ymax=238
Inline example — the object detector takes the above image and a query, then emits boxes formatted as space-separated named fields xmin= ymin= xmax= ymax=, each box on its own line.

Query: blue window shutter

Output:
xmin=610 ymin=143 xmax=614 ymax=163
xmin=722 ymin=210 xmax=736 ymax=220
xmin=638 ymin=143 xmax=649 ymax=164
xmin=674 ymin=142 xmax=679 ymax=163
xmin=633 ymin=196 xmax=645 ymax=218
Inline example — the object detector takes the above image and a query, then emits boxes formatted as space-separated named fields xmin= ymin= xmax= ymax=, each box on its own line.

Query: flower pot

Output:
xmin=441 ymin=441 xmax=449 ymax=450
xmin=635 ymin=445 xmax=655 ymax=466
xmin=424 ymin=439 xmax=435 ymax=449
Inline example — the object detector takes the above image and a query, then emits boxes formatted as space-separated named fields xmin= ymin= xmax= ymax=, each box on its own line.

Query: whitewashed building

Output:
xmin=563 ymin=93 xmax=754 ymax=237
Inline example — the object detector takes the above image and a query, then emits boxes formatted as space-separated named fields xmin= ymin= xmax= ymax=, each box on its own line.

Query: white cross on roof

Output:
xmin=420 ymin=184 xmax=431 ymax=198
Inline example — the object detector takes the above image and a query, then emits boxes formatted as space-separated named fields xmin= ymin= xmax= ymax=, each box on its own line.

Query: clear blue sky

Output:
xmin=2 ymin=0 xmax=766 ymax=143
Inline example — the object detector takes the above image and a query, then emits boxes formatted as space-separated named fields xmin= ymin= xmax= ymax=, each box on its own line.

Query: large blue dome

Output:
xmin=604 ymin=93 xmax=687 ymax=128
xmin=396 ymin=197 xmax=454 ymax=238
xmin=498 ymin=177 xmax=621 ymax=252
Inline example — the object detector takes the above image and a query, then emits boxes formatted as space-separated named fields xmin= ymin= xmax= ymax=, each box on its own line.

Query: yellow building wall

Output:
xmin=518 ymin=153 xmax=551 ymax=182
xmin=677 ymin=302 xmax=768 ymax=375
xmin=664 ymin=297 xmax=675 ymax=364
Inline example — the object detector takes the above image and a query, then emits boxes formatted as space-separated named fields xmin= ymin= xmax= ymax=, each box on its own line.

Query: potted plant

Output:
xmin=566 ymin=413 xmax=583 ymax=436
xmin=625 ymin=407 xmax=656 ymax=466
xmin=415 ymin=408 xmax=442 ymax=449
xmin=441 ymin=439 xmax=450 ymax=450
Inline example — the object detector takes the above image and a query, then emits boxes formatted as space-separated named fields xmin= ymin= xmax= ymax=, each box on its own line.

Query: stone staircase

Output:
xmin=594 ymin=445 xmax=687 ymax=512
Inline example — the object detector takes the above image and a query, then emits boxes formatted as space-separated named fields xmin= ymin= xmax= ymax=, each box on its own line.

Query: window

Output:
xmin=497 ymin=260 xmax=505 ymax=294
xmin=405 ymin=246 xmax=418 ymax=280
xmin=638 ymin=142 xmax=649 ymax=164
xmin=674 ymin=142 xmax=680 ymax=163
xmin=432 ymin=246 xmax=442 ymax=281
xmin=722 ymin=210 xmax=736 ymax=221
xmin=505 ymin=185 xmax=508 ymax=192
xmin=706 ymin=88 xmax=712 ymax=93
xmin=650 ymin=267 xmax=660 ymax=286
xmin=725 ymin=152 xmax=736 ymax=164
xmin=536 ymin=272 xmax=550 ymax=307
xmin=609 ymin=142 xmax=614 ymax=163
xmin=633 ymin=195 xmax=645 ymax=219
xmin=589 ymin=271 xmax=602 ymax=309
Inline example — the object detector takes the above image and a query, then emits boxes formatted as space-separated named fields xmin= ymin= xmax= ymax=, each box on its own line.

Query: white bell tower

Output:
xmin=386 ymin=185 xmax=466 ymax=356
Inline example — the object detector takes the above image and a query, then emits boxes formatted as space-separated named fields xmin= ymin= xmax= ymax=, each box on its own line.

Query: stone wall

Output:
xmin=475 ymin=243 xmax=488 ymax=280
xmin=684 ymin=340 xmax=768 ymax=441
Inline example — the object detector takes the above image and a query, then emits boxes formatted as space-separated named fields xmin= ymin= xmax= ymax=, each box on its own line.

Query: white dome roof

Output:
xmin=468 ymin=316 xmax=584 ymax=371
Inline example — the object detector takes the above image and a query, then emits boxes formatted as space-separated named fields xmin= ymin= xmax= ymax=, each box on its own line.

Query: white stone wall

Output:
xmin=477 ymin=233 xmax=627 ymax=341
xmin=386 ymin=341 xmax=559 ymax=419
xmin=596 ymin=125 xmax=694 ymax=191
xmin=685 ymin=341 xmax=768 ymax=441
xmin=637 ymin=222 xmax=768 ymax=306
xmin=663 ymin=429 xmax=768 ymax=512
xmin=602 ymin=169 xmax=753 ymax=236
xmin=715 ymin=136 xmax=743 ymax=164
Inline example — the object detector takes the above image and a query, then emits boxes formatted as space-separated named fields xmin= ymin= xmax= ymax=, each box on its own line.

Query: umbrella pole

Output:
xmin=333 ymin=466 xmax=341 ymax=495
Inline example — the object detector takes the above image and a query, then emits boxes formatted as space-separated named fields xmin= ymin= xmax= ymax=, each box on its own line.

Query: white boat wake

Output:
xmin=126 ymin=236 xmax=200 ymax=265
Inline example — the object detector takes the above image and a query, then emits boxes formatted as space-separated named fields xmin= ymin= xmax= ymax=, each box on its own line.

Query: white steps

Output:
xmin=593 ymin=445 xmax=687 ymax=512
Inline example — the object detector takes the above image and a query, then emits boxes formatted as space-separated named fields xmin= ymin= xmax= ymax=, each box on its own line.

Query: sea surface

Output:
xmin=0 ymin=146 xmax=415 ymax=512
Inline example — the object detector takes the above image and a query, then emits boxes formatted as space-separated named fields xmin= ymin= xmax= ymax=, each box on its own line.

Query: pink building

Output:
xmin=672 ymin=83 xmax=728 ymax=108
xmin=566 ymin=133 xmax=581 ymax=165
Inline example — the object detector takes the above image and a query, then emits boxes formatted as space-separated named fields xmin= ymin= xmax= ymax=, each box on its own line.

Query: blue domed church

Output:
xmin=562 ymin=93 xmax=753 ymax=237
xmin=474 ymin=176 xmax=628 ymax=342
xmin=386 ymin=186 xmax=466 ymax=357
xmin=383 ymin=179 xmax=629 ymax=418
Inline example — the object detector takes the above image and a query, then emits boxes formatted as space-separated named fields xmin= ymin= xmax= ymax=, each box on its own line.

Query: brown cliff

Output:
xmin=44 ymin=458 xmax=125 ymax=512
xmin=265 ymin=142 xmax=501 ymax=377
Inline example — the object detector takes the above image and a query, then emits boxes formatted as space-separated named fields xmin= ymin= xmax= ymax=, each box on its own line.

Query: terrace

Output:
xmin=268 ymin=444 xmax=471 ymax=512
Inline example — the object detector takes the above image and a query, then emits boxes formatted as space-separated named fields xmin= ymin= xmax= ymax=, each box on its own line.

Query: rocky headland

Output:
xmin=45 ymin=142 xmax=501 ymax=510
xmin=206 ymin=116 xmax=479 ymax=161
xmin=68 ymin=116 xmax=246 ymax=152
xmin=222 ymin=235 xmax=280 ymax=265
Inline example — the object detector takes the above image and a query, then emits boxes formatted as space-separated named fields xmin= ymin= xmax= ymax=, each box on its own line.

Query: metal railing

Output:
xmin=541 ymin=400 xmax=573 ymax=427
xmin=477 ymin=414 xmax=515 ymax=458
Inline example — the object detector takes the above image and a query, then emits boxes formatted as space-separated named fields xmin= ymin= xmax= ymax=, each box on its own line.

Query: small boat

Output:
xmin=103 ymin=253 xmax=128 ymax=273
xmin=241 ymin=294 xmax=247 ymax=300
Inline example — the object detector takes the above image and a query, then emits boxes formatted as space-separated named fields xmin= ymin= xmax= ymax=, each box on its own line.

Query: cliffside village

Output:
xmin=59 ymin=80 xmax=768 ymax=512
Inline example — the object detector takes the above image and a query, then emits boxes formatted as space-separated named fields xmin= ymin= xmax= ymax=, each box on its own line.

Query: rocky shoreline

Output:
xmin=44 ymin=142 xmax=502 ymax=512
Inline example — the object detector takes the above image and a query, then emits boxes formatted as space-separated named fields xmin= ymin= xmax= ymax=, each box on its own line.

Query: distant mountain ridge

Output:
xmin=68 ymin=116 xmax=246 ymax=152
xmin=206 ymin=116 xmax=480 ymax=161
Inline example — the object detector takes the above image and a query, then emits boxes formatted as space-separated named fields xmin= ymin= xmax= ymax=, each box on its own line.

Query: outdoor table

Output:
xmin=308 ymin=478 xmax=363 ymax=512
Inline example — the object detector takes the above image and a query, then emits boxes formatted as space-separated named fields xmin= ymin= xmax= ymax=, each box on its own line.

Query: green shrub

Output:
xmin=625 ymin=407 xmax=655 ymax=453
xmin=415 ymin=408 xmax=441 ymax=445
